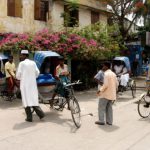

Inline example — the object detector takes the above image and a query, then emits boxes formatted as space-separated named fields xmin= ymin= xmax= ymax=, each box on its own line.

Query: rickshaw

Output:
xmin=0 ymin=54 xmax=20 ymax=101
xmin=112 ymin=56 xmax=136 ymax=98
xmin=0 ymin=53 xmax=8 ymax=87
xmin=34 ymin=51 xmax=81 ymax=128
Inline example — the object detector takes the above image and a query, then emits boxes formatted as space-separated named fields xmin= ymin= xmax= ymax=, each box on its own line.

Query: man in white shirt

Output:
xmin=113 ymin=62 xmax=129 ymax=89
xmin=16 ymin=50 xmax=45 ymax=122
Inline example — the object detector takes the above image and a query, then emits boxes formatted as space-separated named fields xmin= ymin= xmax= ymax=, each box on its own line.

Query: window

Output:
xmin=7 ymin=0 xmax=22 ymax=17
xmin=64 ymin=5 xmax=79 ymax=27
xmin=34 ymin=0 xmax=49 ymax=21
xmin=91 ymin=11 xmax=99 ymax=24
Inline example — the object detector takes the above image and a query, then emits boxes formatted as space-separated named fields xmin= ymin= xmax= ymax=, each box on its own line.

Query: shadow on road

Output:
xmin=13 ymin=110 xmax=79 ymax=132
xmin=44 ymin=111 xmax=80 ymax=133
xmin=75 ymin=88 xmax=97 ymax=102
xmin=13 ymin=121 xmax=37 ymax=130
xmin=0 ymin=98 xmax=22 ymax=110
xmin=138 ymin=117 xmax=150 ymax=122
xmin=98 ymin=124 xmax=120 ymax=132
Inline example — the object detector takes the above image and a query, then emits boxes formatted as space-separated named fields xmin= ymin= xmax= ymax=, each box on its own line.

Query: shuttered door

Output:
xmin=34 ymin=0 xmax=41 ymax=20
xmin=15 ymin=0 xmax=22 ymax=17
xmin=7 ymin=0 xmax=15 ymax=17
xmin=91 ymin=11 xmax=100 ymax=24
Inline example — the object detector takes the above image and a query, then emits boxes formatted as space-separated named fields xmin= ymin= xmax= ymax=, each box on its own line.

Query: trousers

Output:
xmin=25 ymin=106 xmax=45 ymax=121
xmin=98 ymin=98 xmax=113 ymax=124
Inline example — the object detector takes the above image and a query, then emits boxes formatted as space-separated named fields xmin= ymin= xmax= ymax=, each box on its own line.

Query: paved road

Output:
xmin=0 ymin=77 xmax=149 ymax=150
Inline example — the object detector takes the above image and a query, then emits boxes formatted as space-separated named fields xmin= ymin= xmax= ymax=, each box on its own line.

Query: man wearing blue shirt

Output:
xmin=94 ymin=65 xmax=104 ymax=89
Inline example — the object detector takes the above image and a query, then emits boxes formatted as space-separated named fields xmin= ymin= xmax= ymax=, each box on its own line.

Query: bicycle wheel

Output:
xmin=69 ymin=97 xmax=81 ymax=128
xmin=131 ymin=80 xmax=136 ymax=98
xmin=138 ymin=94 xmax=150 ymax=118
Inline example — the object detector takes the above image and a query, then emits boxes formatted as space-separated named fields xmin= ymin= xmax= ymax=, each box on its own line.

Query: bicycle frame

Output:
xmin=38 ymin=81 xmax=81 ymax=109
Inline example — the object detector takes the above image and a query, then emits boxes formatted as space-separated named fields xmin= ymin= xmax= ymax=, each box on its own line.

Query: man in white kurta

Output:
xmin=16 ymin=50 xmax=45 ymax=122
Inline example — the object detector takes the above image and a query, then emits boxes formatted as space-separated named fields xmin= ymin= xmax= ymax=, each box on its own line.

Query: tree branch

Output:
xmin=125 ymin=14 xmax=138 ymax=33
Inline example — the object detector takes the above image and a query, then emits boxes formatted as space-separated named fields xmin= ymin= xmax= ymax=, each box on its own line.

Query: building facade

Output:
xmin=0 ymin=0 xmax=108 ymax=33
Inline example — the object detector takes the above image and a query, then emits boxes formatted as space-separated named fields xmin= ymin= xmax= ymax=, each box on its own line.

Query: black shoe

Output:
xmin=39 ymin=115 xmax=45 ymax=120
xmin=25 ymin=119 xmax=32 ymax=122
xmin=106 ymin=122 xmax=112 ymax=125
xmin=95 ymin=121 xmax=105 ymax=125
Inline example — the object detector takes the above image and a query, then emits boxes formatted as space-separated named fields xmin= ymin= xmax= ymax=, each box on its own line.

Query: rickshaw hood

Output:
xmin=34 ymin=51 xmax=60 ymax=69
xmin=113 ymin=56 xmax=131 ymax=71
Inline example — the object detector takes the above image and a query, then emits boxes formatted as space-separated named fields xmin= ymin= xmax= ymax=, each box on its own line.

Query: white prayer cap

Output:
xmin=21 ymin=50 xmax=29 ymax=54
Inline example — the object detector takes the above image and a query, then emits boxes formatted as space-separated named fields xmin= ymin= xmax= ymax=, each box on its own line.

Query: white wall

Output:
xmin=0 ymin=0 xmax=48 ymax=33
xmin=51 ymin=1 xmax=64 ymax=31
xmin=79 ymin=8 xmax=91 ymax=27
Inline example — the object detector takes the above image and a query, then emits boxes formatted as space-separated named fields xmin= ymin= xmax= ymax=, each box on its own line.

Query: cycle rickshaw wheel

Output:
xmin=69 ymin=97 xmax=81 ymax=128
xmin=138 ymin=95 xmax=150 ymax=118
xmin=131 ymin=80 xmax=136 ymax=98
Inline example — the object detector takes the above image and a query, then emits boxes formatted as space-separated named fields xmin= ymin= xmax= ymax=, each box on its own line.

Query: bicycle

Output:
xmin=38 ymin=80 xmax=82 ymax=128
xmin=137 ymin=80 xmax=150 ymax=118
xmin=117 ymin=76 xmax=136 ymax=98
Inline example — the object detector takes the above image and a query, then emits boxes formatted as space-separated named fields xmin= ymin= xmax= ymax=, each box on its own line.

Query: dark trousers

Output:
xmin=133 ymin=68 xmax=138 ymax=77
xmin=25 ymin=106 xmax=45 ymax=121
xmin=6 ymin=77 xmax=14 ymax=95
xmin=6 ymin=77 xmax=19 ymax=96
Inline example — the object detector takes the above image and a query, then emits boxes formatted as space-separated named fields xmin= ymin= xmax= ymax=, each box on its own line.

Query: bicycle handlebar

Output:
xmin=65 ymin=80 xmax=82 ymax=87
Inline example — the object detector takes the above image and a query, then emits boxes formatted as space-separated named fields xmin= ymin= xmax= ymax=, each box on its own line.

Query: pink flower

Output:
xmin=43 ymin=40 xmax=50 ymax=45
xmin=81 ymin=38 xmax=87 ymax=44
xmin=89 ymin=39 xmax=97 ymax=46
xmin=67 ymin=48 xmax=73 ymax=53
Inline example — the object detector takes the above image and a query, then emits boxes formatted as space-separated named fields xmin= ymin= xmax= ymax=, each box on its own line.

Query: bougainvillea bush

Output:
xmin=69 ymin=23 xmax=121 ymax=58
xmin=0 ymin=29 xmax=110 ymax=60
xmin=0 ymin=33 xmax=34 ymax=51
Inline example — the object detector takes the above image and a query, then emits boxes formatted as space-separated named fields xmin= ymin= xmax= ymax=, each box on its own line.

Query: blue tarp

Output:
xmin=34 ymin=51 xmax=60 ymax=69
xmin=113 ymin=56 xmax=131 ymax=71
xmin=37 ymin=74 xmax=56 ymax=84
